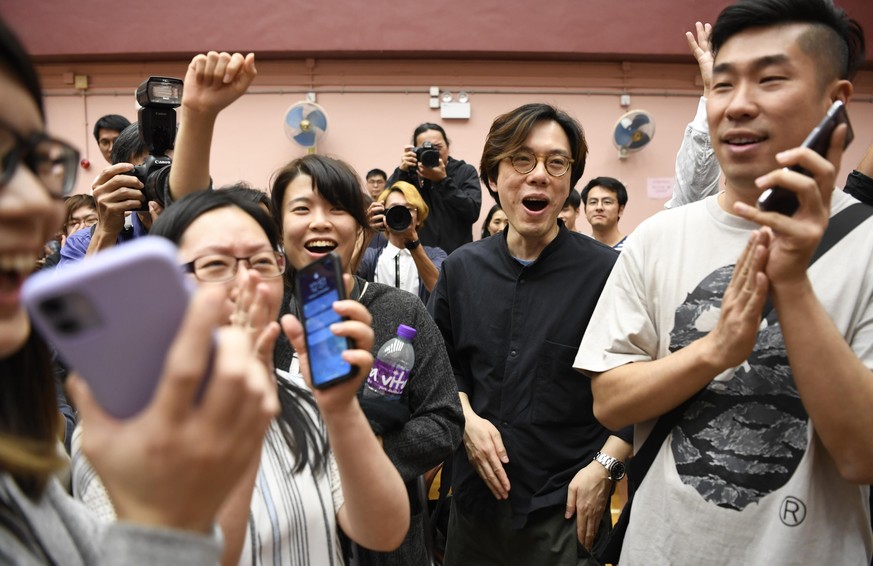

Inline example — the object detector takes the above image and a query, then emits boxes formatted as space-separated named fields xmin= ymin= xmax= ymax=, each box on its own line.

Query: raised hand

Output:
xmin=686 ymin=22 xmax=713 ymax=97
xmin=182 ymin=51 xmax=257 ymax=118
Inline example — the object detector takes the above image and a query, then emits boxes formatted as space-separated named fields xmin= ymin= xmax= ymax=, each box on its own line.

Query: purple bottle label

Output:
xmin=367 ymin=359 xmax=411 ymax=398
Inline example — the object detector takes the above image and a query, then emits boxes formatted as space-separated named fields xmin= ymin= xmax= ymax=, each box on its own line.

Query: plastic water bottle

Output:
xmin=364 ymin=324 xmax=416 ymax=400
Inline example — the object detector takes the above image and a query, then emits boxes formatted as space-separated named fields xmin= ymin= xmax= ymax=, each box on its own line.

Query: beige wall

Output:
xmin=39 ymin=59 xmax=873 ymax=239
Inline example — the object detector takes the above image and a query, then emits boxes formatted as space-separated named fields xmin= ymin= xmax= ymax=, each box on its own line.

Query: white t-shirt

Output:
xmin=575 ymin=191 xmax=873 ymax=565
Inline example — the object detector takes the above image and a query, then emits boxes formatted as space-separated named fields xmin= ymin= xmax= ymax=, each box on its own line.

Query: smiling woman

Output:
xmin=0 ymin=17 xmax=282 ymax=565
xmin=65 ymin=187 xmax=411 ymax=566
xmin=270 ymin=154 xmax=463 ymax=566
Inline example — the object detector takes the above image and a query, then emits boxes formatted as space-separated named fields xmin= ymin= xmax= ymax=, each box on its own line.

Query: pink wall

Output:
xmin=37 ymin=57 xmax=873 ymax=238
xmin=8 ymin=0 xmax=872 ymax=238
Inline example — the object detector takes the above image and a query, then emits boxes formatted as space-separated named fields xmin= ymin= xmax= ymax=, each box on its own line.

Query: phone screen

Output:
xmin=758 ymin=100 xmax=854 ymax=215
xmin=296 ymin=253 xmax=354 ymax=388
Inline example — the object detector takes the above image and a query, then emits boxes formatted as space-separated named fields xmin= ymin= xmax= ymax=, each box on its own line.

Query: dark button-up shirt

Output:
xmin=428 ymin=226 xmax=627 ymax=528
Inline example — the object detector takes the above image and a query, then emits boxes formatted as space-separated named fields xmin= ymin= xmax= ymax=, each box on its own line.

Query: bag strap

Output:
xmin=629 ymin=201 xmax=873 ymax=490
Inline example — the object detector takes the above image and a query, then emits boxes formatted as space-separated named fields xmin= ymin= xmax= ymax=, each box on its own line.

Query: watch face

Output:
xmin=612 ymin=461 xmax=626 ymax=480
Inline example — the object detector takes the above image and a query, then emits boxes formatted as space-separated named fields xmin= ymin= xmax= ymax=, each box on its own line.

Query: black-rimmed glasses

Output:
xmin=0 ymin=123 xmax=80 ymax=198
xmin=508 ymin=152 xmax=574 ymax=177
xmin=181 ymin=251 xmax=287 ymax=283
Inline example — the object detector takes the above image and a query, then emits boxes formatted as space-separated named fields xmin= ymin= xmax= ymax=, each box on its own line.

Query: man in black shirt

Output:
xmin=428 ymin=103 xmax=632 ymax=565
xmin=387 ymin=123 xmax=481 ymax=254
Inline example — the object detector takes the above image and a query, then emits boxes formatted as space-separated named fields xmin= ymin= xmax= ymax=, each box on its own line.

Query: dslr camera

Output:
xmin=413 ymin=141 xmax=441 ymax=169
xmin=131 ymin=76 xmax=183 ymax=211
xmin=385 ymin=205 xmax=413 ymax=232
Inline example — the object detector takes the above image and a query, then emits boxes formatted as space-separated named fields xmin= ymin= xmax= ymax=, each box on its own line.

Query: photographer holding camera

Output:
xmin=59 ymin=51 xmax=257 ymax=265
xmin=387 ymin=123 xmax=481 ymax=254
xmin=360 ymin=181 xmax=447 ymax=303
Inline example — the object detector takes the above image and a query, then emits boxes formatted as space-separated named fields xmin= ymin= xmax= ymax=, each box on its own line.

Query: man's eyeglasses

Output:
xmin=181 ymin=251 xmax=287 ymax=283
xmin=65 ymin=215 xmax=99 ymax=235
xmin=0 ymin=124 xmax=80 ymax=198
xmin=508 ymin=152 xmax=574 ymax=177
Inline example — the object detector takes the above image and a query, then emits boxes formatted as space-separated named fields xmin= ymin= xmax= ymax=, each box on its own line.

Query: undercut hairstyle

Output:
xmin=366 ymin=168 xmax=387 ymax=181
xmin=480 ymin=103 xmax=588 ymax=205
xmin=412 ymin=122 xmax=449 ymax=147
xmin=110 ymin=123 xmax=147 ymax=165
xmin=581 ymin=177 xmax=628 ymax=208
xmin=711 ymin=0 xmax=866 ymax=86
xmin=378 ymin=181 xmax=430 ymax=228
xmin=564 ymin=188 xmax=581 ymax=211
xmin=149 ymin=189 xmax=328 ymax=474
xmin=269 ymin=154 xmax=374 ymax=273
xmin=93 ymin=114 xmax=131 ymax=142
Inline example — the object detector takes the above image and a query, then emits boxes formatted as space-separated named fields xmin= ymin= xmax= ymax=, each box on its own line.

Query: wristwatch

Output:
xmin=405 ymin=239 xmax=421 ymax=250
xmin=594 ymin=451 xmax=626 ymax=481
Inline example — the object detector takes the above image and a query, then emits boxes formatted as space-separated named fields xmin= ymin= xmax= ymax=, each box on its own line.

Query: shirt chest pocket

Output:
xmin=531 ymin=340 xmax=594 ymax=426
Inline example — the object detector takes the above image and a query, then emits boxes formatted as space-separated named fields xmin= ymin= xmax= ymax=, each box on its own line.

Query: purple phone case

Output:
xmin=22 ymin=236 xmax=190 ymax=419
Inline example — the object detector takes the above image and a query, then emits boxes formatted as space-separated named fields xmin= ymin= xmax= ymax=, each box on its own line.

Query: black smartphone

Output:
xmin=295 ymin=252 xmax=356 ymax=388
xmin=757 ymin=100 xmax=854 ymax=216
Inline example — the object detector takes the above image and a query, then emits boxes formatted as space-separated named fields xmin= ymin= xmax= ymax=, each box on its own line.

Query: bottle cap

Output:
xmin=396 ymin=324 xmax=417 ymax=340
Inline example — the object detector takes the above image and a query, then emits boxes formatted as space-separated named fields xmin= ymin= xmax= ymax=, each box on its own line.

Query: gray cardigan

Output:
xmin=356 ymin=280 xmax=463 ymax=481
xmin=276 ymin=278 xmax=463 ymax=481
xmin=276 ymin=278 xmax=463 ymax=566
xmin=0 ymin=473 xmax=221 ymax=565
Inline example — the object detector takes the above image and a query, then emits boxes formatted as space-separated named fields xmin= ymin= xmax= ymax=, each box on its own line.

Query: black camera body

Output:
xmin=385 ymin=205 xmax=413 ymax=232
xmin=129 ymin=155 xmax=172 ymax=210
xmin=413 ymin=141 xmax=441 ymax=169
xmin=133 ymin=76 xmax=183 ymax=211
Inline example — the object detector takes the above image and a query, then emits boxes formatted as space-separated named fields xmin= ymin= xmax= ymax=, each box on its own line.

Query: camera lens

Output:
xmin=385 ymin=205 xmax=412 ymax=232
xmin=419 ymin=149 xmax=440 ymax=168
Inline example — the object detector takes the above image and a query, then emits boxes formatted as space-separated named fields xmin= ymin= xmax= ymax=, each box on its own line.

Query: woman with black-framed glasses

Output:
xmin=71 ymin=188 xmax=411 ymax=565
xmin=0 ymin=122 xmax=80 ymax=198
xmin=0 ymin=17 xmax=280 ymax=566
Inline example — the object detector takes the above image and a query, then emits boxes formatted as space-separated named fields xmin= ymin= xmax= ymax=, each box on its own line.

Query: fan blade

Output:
xmin=629 ymin=114 xmax=651 ymax=129
xmin=294 ymin=130 xmax=317 ymax=147
xmin=285 ymin=105 xmax=305 ymax=129
xmin=614 ymin=123 xmax=634 ymax=147
xmin=305 ymin=109 xmax=327 ymax=131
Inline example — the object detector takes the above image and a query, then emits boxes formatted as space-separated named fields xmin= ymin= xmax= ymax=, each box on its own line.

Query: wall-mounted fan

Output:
xmin=284 ymin=101 xmax=328 ymax=154
xmin=613 ymin=110 xmax=655 ymax=159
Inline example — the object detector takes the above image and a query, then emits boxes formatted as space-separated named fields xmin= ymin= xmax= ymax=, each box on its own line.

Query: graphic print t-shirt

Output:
xmin=575 ymin=193 xmax=873 ymax=565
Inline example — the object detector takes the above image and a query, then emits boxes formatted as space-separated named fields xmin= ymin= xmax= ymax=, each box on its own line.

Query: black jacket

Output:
xmin=387 ymin=157 xmax=481 ymax=254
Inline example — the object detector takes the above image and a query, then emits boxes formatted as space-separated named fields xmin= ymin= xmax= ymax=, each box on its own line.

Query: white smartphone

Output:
xmin=23 ymin=236 xmax=192 ymax=419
